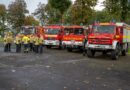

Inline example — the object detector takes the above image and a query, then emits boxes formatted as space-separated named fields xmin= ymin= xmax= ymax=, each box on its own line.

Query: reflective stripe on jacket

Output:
xmin=22 ymin=36 xmax=30 ymax=44
xmin=15 ymin=37 xmax=21 ymax=44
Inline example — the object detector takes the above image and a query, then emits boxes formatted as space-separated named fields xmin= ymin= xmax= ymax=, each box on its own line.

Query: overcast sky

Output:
xmin=0 ymin=0 xmax=105 ymax=14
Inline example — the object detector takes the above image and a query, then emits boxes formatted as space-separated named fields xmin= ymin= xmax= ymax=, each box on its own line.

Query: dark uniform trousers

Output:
xmin=4 ymin=44 xmax=8 ymax=52
xmin=24 ymin=44 xmax=29 ymax=53
xmin=4 ymin=43 xmax=11 ymax=52
xmin=39 ymin=44 xmax=43 ymax=53
xmin=83 ymin=39 xmax=87 ymax=55
xmin=34 ymin=45 xmax=39 ymax=53
xmin=16 ymin=44 xmax=21 ymax=53
xmin=29 ymin=43 xmax=34 ymax=51
xmin=8 ymin=43 xmax=11 ymax=52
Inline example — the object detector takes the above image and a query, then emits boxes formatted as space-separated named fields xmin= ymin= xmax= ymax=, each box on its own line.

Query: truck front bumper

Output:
xmin=86 ymin=44 xmax=113 ymax=50
xmin=44 ymin=40 xmax=60 ymax=46
xmin=62 ymin=41 xmax=83 ymax=48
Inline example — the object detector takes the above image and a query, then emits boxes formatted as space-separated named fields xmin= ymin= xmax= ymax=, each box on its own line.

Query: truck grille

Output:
xmin=89 ymin=38 xmax=111 ymax=44
xmin=47 ymin=37 xmax=56 ymax=40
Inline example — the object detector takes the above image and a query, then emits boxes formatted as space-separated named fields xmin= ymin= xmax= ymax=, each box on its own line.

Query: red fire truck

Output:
xmin=43 ymin=25 xmax=64 ymax=49
xmin=85 ymin=22 xmax=130 ymax=60
xmin=17 ymin=26 xmax=44 ymax=37
xmin=35 ymin=26 xmax=44 ymax=38
xmin=62 ymin=26 xmax=87 ymax=52
xmin=16 ymin=26 xmax=36 ymax=38
xmin=15 ymin=26 xmax=44 ymax=43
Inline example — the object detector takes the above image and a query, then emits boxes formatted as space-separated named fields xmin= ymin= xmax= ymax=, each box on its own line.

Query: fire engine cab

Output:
xmin=85 ymin=22 xmax=130 ymax=60
xmin=43 ymin=25 xmax=64 ymax=49
xmin=21 ymin=26 xmax=35 ymax=34
xmin=62 ymin=26 xmax=86 ymax=52
xmin=17 ymin=26 xmax=36 ymax=38
xmin=16 ymin=26 xmax=44 ymax=39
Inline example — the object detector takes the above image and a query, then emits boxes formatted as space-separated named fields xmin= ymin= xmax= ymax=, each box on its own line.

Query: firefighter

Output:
xmin=22 ymin=34 xmax=30 ymax=53
xmin=4 ymin=32 xmax=13 ymax=52
xmin=83 ymin=31 xmax=88 ymax=56
xmin=39 ymin=35 xmax=44 ymax=54
xmin=3 ymin=33 xmax=8 ymax=52
xmin=34 ymin=35 xmax=39 ymax=53
xmin=14 ymin=35 xmax=22 ymax=53
xmin=29 ymin=35 xmax=34 ymax=52
xmin=8 ymin=32 xmax=13 ymax=52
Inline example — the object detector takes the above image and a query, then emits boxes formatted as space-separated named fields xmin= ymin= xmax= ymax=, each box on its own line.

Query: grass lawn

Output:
xmin=0 ymin=37 xmax=4 ymax=43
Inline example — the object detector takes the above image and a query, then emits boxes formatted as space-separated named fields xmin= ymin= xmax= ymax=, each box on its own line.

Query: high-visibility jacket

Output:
xmin=15 ymin=37 xmax=21 ymax=44
xmin=4 ymin=35 xmax=13 ymax=44
xmin=39 ymin=36 xmax=44 ymax=44
xmin=34 ymin=37 xmax=39 ymax=45
xmin=8 ymin=36 xmax=13 ymax=43
xmin=4 ymin=36 xmax=7 ymax=45
xmin=30 ymin=36 xmax=35 ymax=43
xmin=22 ymin=36 xmax=30 ymax=44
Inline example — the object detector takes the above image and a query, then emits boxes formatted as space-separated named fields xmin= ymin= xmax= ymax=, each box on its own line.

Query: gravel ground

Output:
xmin=0 ymin=44 xmax=130 ymax=90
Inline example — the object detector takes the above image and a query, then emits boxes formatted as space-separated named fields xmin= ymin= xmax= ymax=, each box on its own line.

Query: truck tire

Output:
xmin=67 ymin=47 xmax=72 ymax=52
xmin=111 ymin=44 xmax=120 ymax=60
xmin=58 ymin=45 xmax=62 ymax=50
xmin=102 ymin=51 xmax=107 ymax=55
xmin=122 ymin=50 xmax=126 ymax=56
xmin=46 ymin=45 xmax=51 ymax=49
xmin=87 ymin=49 xmax=95 ymax=58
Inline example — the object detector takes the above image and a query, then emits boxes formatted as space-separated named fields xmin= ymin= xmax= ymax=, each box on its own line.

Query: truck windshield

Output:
xmin=21 ymin=27 xmax=35 ymax=34
xmin=93 ymin=25 xmax=115 ymax=34
xmin=74 ymin=28 xmax=84 ymax=35
xmin=64 ymin=28 xmax=73 ymax=35
xmin=45 ymin=28 xmax=60 ymax=35
xmin=64 ymin=28 xmax=84 ymax=35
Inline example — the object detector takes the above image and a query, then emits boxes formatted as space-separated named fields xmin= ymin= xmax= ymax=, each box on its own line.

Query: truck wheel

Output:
xmin=46 ymin=45 xmax=51 ymax=49
xmin=87 ymin=49 xmax=95 ymax=58
xmin=102 ymin=51 xmax=107 ymax=55
xmin=122 ymin=50 xmax=126 ymax=56
xmin=63 ymin=45 xmax=66 ymax=49
xmin=58 ymin=45 xmax=62 ymax=50
xmin=111 ymin=45 xmax=120 ymax=60
xmin=67 ymin=48 xmax=72 ymax=52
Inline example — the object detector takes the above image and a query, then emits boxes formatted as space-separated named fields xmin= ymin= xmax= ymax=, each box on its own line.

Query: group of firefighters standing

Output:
xmin=3 ymin=32 xmax=44 ymax=54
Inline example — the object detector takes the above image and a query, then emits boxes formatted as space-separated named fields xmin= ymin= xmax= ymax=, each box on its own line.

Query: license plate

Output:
xmin=71 ymin=40 xmax=75 ymax=43
xmin=48 ymin=41 xmax=52 ymax=44
xmin=95 ymin=45 xmax=105 ymax=48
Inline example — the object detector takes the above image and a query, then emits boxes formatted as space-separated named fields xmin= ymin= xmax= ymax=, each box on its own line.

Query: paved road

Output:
xmin=0 ymin=45 xmax=130 ymax=90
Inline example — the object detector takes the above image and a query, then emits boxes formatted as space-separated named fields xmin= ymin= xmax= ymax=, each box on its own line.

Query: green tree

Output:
xmin=89 ymin=10 xmax=113 ymax=23
xmin=8 ymin=0 xmax=28 ymax=32
xmin=104 ymin=0 xmax=130 ymax=22
xmin=68 ymin=0 xmax=97 ymax=25
xmin=24 ymin=15 xmax=39 ymax=26
xmin=49 ymin=0 xmax=71 ymax=24
xmin=0 ymin=4 xmax=7 ymax=35
xmin=63 ymin=6 xmax=73 ymax=25
xmin=0 ymin=4 xmax=6 ymax=24
xmin=45 ymin=3 xmax=61 ymax=24
xmin=33 ymin=3 xmax=47 ymax=25
xmin=33 ymin=3 xmax=61 ymax=24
